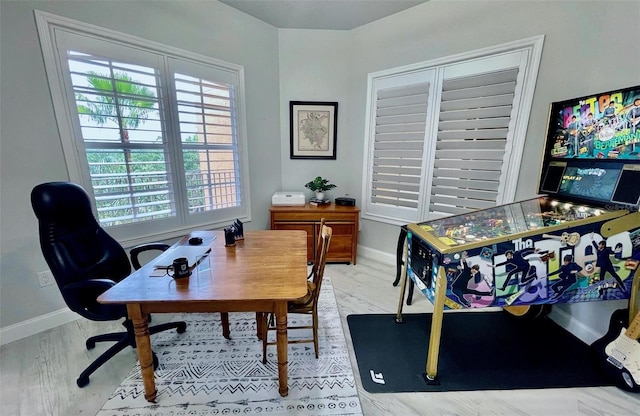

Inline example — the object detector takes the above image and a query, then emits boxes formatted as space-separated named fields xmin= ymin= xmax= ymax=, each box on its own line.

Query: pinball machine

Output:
xmin=395 ymin=84 xmax=640 ymax=386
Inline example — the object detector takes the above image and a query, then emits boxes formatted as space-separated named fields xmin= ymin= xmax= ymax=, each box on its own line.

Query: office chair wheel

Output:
xmin=176 ymin=322 xmax=187 ymax=333
xmin=86 ymin=339 xmax=96 ymax=349
xmin=77 ymin=375 xmax=90 ymax=388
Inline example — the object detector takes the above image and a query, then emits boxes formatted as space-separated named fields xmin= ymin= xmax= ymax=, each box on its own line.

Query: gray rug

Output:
xmin=97 ymin=278 xmax=362 ymax=415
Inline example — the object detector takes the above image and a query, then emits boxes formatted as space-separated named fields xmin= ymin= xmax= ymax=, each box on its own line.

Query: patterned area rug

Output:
xmin=97 ymin=278 xmax=362 ymax=415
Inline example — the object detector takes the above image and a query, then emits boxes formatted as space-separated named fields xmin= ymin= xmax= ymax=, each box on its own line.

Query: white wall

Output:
xmin=0 ymin=0 xmax=282 ymax=333
xmin=278 ymin=30 xmax=358 ymax=201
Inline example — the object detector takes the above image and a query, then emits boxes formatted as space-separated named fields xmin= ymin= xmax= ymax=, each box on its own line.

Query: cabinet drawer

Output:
xmin=271 ymin=212 xmax=356 ymax=222
xmin=323 ymin=222 xmax=354 ymax=236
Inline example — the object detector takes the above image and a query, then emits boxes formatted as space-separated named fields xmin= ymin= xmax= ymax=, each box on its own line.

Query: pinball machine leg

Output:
xmin=629 ymin=267 xmax=640 ymax=326
xmin=395 ymin=237 xmax=409 ymax=323
xmin=425 ymin=265 xmax=448 ymax=384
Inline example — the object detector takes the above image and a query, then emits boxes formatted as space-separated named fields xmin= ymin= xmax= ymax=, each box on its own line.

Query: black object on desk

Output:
xmin=224 ymin=226 xmax=236 ymax=246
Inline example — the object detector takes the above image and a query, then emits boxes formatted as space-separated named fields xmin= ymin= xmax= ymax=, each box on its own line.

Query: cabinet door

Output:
xmin=272 ymin=222 xmax=314 ymax=262
xmin=324 ymin=222 xmax=356 ymax=263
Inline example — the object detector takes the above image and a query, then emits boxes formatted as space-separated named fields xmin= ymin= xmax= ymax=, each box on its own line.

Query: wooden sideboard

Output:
xmin=269 ymin=204 xmax=360 ymax=264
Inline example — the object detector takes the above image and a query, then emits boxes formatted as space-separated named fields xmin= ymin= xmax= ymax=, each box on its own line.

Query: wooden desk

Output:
xmin=98 ymin=230 xmax=308 ymax=401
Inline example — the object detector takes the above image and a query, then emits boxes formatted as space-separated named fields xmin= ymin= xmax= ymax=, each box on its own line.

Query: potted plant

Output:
xmin=304 ymin=176 xmax=336 ymax=200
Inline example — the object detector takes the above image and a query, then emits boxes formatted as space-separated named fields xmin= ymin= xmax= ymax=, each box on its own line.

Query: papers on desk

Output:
xmin=150 ymin=243 xmax=213 ymax=269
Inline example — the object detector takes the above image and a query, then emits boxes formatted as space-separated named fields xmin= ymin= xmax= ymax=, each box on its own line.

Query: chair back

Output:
xmin=309 ymin=217 xmax=326 ymax=278
xmin=30 ymin=182 xmax=132 ymax=291
xmin=309 ymin=224 xmax=332 ymax=306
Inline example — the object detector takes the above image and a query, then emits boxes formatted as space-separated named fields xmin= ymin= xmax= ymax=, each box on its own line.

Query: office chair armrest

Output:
xmin=62 ymin=279 xmax=125 ymax=321
xmin=130 ymin=243 xmax=170 ymax=270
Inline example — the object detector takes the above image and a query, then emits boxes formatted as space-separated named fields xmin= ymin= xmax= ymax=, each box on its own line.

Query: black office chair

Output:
xmin=30 ymin=182 xmax=187 ymax=387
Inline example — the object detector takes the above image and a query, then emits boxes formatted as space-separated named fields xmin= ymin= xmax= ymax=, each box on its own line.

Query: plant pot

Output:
xmin=315 ymin=192 xmax=325 ymax=200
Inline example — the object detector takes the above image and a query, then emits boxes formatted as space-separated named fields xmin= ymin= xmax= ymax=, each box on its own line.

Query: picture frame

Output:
xmin=290 ymin=101 xmax=338 ymax=159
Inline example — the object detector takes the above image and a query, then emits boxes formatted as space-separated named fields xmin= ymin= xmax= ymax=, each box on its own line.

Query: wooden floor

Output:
xmin=2 ymin=256 xmax=639 ymax=415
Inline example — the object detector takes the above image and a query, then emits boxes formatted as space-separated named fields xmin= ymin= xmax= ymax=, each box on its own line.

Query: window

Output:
xmin=36 ymin=11 xmax=250 ymax=244
xmin=361 ymin=37 xmax=544 ymax=225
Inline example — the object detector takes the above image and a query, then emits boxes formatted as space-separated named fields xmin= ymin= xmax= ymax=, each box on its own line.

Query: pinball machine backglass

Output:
xmin=407 ymin=84 xmax=640 ymax=310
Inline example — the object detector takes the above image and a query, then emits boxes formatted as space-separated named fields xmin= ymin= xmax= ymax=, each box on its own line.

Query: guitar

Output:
xmin=592 ymin=309 xmax=640 ymax=392
xmin=542 ymin=232 xmax=581 ymax=247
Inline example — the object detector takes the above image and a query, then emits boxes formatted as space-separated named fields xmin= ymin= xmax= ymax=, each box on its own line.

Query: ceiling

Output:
xmin=218 ymin=0 xmax=429 ymax=30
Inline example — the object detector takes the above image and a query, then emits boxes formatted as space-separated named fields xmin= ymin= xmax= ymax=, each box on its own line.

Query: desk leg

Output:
xmin=256 ymin=312 xmax=264 ymax=340
xmin=220 ymin=312 xmax=230 ymax=339
xmin=395 ymin=237 xmax=409 ymax=323
xmin=425 ymin=266 xmax=447 ymax=383
xmin=274 ymin=301 xmax=289 ymax=397
xmin=127 ymin=304 xmax=157 ymax=402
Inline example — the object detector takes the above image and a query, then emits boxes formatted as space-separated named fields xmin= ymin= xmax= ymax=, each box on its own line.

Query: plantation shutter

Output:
xmin=363 ymin=70 xmax=436 ymax=223
xmin=361 ymin=38 xmax=543 ymax=225
xmin=56 ymin=30 xmax=180 ymax=229
xmin=429 ymin=68 xmax=519 ymax=216
xmin=372 ymin=83 xmax=429 ymax=207
xmin=168 ymin=58 xmax=243 ymax=217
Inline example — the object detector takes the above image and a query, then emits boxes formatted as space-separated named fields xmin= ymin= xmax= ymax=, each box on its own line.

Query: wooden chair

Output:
xmin=262 ymin=224 xmax=332 ymax=363
xmin=309 ymin=217 xmax=326 ymax=278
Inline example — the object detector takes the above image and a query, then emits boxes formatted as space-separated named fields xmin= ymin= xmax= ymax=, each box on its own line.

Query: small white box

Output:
xmin=272 ymin=191 xmax=306 ymax=206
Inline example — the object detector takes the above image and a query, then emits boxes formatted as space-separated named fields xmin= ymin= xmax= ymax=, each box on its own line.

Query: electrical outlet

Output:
xmin=37 ymin=270 xmax=55 ymax=287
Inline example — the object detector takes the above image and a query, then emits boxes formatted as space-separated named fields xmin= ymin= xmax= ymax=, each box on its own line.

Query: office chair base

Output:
xmin=76 ymin=320 xmax=186 ymax=387
xmin=77 ymin=351 xmax=159 ymax=387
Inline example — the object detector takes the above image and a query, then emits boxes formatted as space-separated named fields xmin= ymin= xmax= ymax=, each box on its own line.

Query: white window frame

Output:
xmin=35 ymin=10 xmax=251 ymax=246
xmin=361 ymin=36 xmax=544 ymax=226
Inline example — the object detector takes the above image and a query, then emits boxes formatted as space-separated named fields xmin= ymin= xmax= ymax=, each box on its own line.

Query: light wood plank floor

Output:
xmin=2 ymin=257 xmax=639 ymax=415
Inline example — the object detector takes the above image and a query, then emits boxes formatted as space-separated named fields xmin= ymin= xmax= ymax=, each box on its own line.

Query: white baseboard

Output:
xmin=357 ymin=245 xmax=396 ymax=266
xmin=548 ymin=307 xmax=601 ymax=345
xmin=1 ymin=307 xmax=78 ymax=346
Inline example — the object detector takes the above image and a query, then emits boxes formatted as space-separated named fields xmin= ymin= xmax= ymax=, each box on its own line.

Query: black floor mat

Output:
xmin=347 ymin=312 xmax=612 ymax=393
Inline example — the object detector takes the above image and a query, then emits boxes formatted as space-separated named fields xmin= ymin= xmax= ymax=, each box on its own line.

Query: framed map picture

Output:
xmin=290 ymin=101 xmax=338 ymax=159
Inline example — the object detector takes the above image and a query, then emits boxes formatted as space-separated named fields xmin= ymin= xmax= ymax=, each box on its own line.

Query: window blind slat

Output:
xmin=375 ymin=132 xmax=426 ymax=142
xmin=430 ymin=195 xmax=496 ymax=210
xmin=439 ymin=117 xmax=511 ymax=131
xmin=443 ymin=68 xmax=519 ymax=91
xmin=438 ymin=128 xmax=509 ymax=140
xmin=433 ymin=159 xmax=504 ymax=170
xmin=436 ymin=139 xmax=506 ymax=150
xmin=374 ymin=141 xmax=424 ymax=151
xmin=435 ymin=149 xmax=505 ymax=160
xmin=377 ymin=94 xmax=429 ymax=108
xmin=431 ymin=186 xmax=498 ymax=200
xmin=440 ymin=106 xmax=513 ymax=121
xmin=372 ymin=173 xmax=421 ymax=184
xmin=376 ymin=123 xmax=427 ymax=134
xmin=374 ymin=158 xmax=423 ymax=167
xmin=377 ymin=103 xmax=427 ymax=117
xmin=441 ymin=81 xmax=517 ymax=101
xmin=431 ymin=177 xmax=500 ymax=191
xmin=433 ymin=168 xmax=500 ymax=181
xmin=371 ymin=196 xmax=418 ymax=208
